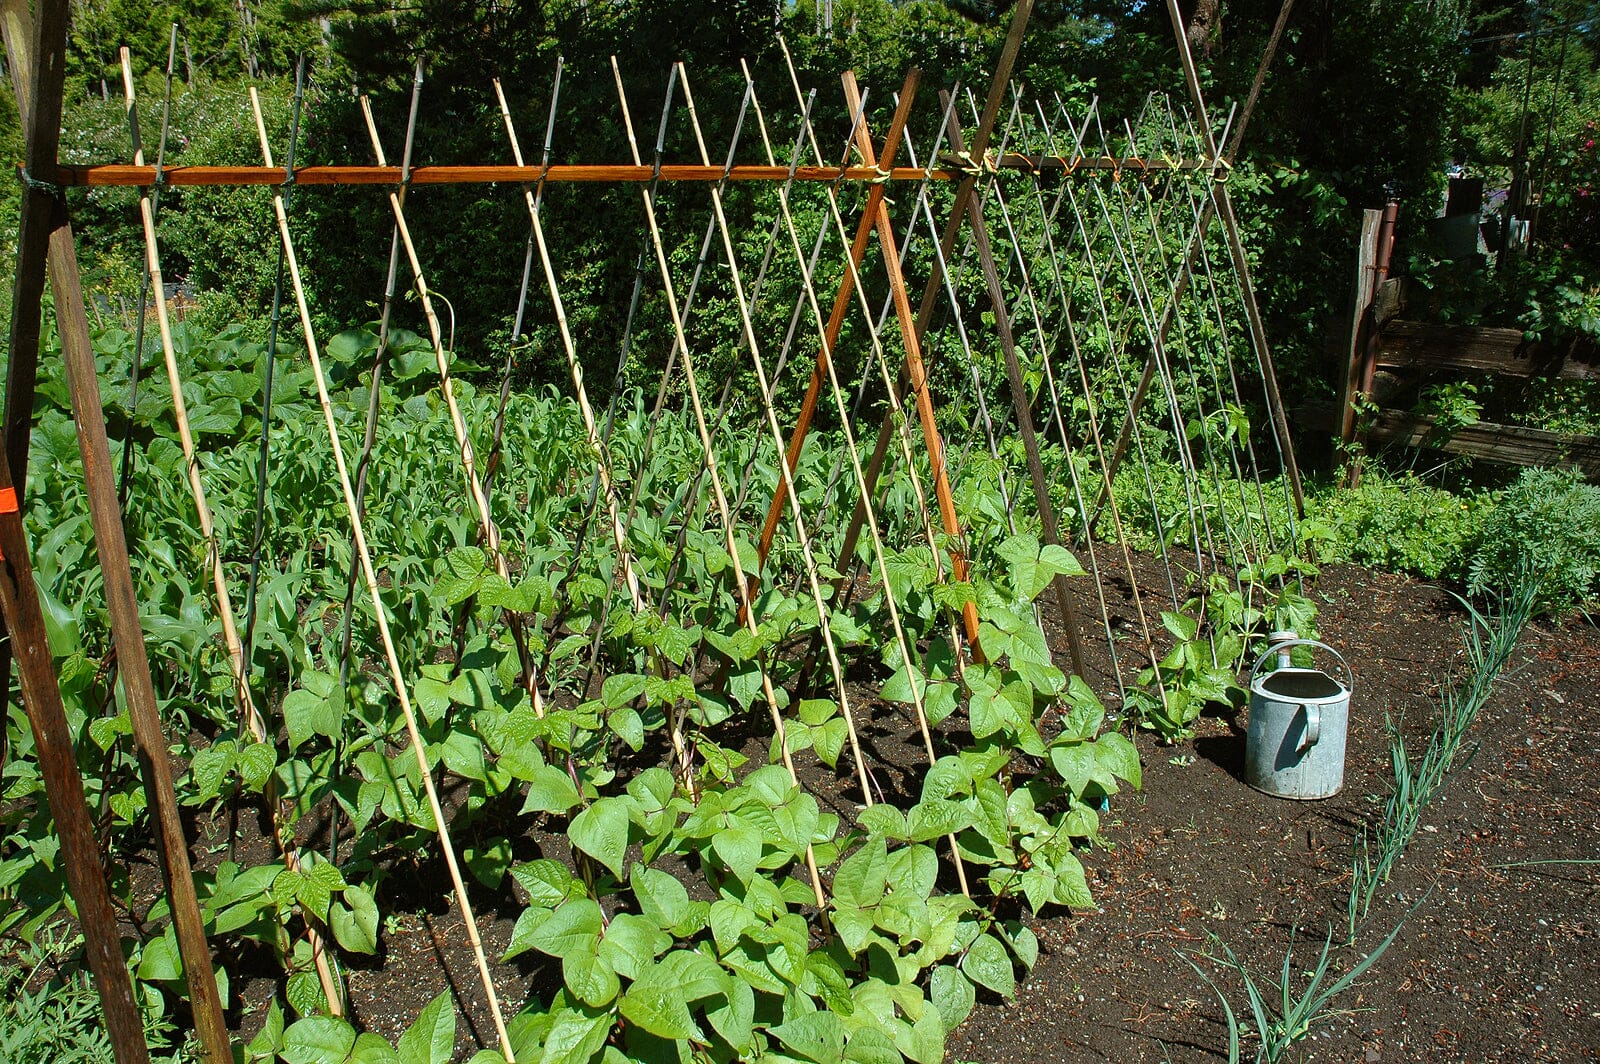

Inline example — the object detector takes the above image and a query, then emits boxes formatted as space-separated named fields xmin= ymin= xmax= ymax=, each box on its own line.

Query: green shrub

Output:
xmin=1309 ymin=474 xmax=1486 ymax=580
xmin=0 ymin=933 xmax=185 ymax=1064
xmin=1468 ymin=467 xmax=1600 ymax=614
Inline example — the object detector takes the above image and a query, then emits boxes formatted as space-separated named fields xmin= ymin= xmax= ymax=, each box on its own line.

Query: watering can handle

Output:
xmin=1248 ymin=638 xmax=1353 ymax=692
xmin=1301 ymin=703 xmax=1321 ymax=750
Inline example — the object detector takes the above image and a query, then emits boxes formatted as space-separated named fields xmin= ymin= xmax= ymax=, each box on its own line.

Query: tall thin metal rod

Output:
xmin=486 ymin=56 xmax=562 ymax=502
xmin=243 ymin=55 xmax=306 ymax=674
xmin=1164 ymin=0 xmax=1305 ymax=518
xmin=339 ymin=60 xmax=425 ymax=688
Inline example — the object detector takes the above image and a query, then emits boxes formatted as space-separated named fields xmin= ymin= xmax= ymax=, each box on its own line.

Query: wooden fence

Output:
xmin=1325 ymin=205 xmax=1600 ymax=482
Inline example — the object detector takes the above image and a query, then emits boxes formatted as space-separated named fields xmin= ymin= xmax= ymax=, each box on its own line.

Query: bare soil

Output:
xmin=946 ymin=563 xmax=1600 ymax=1063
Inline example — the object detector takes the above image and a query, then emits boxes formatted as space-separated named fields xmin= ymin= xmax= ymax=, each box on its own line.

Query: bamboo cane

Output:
xmin=677 ymin=62 xmax=880 ymax=810
xmin=1007 ymin=104 xmax=1160 ymax=700
xmin=935 ymin=91 xmax=1089 ymax=678
xmin=959 ymin=96 xmax=1127 ymax=692
xmin=118 ymin=59 xmax=348 ymax=1018
xmin=492 ymin=76 xmax=696 ymax=790
xmin=356 ymin=94 xmax=548 ymax=720
xmin=611 ymin=57 xmax=828 ymax=908
xmin=250 ymin=107 xmax=517 ymax=1064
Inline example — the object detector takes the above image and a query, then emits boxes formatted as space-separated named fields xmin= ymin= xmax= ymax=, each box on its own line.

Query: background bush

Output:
xmin=1468 ymin=466 xmax=1600 ymax=614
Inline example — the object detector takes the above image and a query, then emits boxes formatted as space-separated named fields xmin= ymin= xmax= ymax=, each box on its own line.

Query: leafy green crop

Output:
xmin=8 ymin=318 xmax=1141 ymax=1062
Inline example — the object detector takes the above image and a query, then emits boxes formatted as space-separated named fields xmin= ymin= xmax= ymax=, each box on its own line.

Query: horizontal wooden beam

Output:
xmin=1378 ymin=319 xmax=1600 ymax=381
xmin=1303 ymin=402 xmax=1600 ymax=479
xmin=49 ymin=153 xmax=1224 ymax=189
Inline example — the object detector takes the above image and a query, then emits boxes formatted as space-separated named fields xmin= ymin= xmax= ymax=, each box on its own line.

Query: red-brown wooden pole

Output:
xmin=753 ymin=69 xmax=921 ymax=572
xmin=841 ymin=72 xmax=982 ymax=648
xmin=832 ymin=0 xmax=1034 ymax=583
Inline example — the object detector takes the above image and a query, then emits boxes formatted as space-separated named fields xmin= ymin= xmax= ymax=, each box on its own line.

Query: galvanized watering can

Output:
xmin=1245 ymin=636 xmax=1353 ymax=800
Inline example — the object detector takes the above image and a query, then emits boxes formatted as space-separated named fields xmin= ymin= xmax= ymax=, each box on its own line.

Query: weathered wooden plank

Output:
xmin=1377 ymin=320 xmax=1599 ymax=381
xmin=1339 ymin=209 xmax=1383 ymax=447
xmin=1363 ymin=410 xmax=1600 ymax=478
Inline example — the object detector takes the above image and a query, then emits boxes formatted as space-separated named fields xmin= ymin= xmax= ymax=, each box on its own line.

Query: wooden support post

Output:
xmin=0 ymin=453 xmax=150 ymax=1064
xmin=753 ymin=71 xmax=918 ymax=573
xmin=1164 ymin=0 xmax=1305 ymax=519
xmin=833 ymin=0 xmax=1034 ymax=587
xmin=837 ymin=72 xmax=983 ymax=648
xmin=939 ymin=93 xmax=1087 ymax=678
xmin=2 ymin=5 xmax=231 ymax=1061
xmin=1338 ymin=209 xmax=1384 ymax=453
xmin=0 ymin=0 xmax=56 ymax=721
xmin=1343 ymin=202 xmax=1398 ymax=487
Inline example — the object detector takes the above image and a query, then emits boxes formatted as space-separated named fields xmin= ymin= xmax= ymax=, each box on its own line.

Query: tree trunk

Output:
xmin=1188 ymin=0 xmax=1222 ymax=57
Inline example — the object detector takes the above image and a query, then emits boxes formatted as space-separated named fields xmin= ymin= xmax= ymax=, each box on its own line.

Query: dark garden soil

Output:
xmin=946 ymin=561 xmax=1600 ymax=1064
xmin=169 ymin=557 xmax=1597 ymax=1062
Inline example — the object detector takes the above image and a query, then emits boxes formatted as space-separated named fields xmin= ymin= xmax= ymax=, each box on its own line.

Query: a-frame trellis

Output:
xmin=0 ymin=1 xmax=1303 ymax=1060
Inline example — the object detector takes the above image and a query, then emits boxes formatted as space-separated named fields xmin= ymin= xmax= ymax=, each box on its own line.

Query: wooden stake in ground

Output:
xmin=0 ymin=457 xmax=150 ymax=1064
xmin=250 ymin=108 xmax=518 ymax=1064
xmin=0 ymin=6 xmax=232 ymax=1060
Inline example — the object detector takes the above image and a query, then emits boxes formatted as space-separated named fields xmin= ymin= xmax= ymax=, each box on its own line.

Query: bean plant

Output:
xmin=5 ymin=318 xmax=1140 ymax=1062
